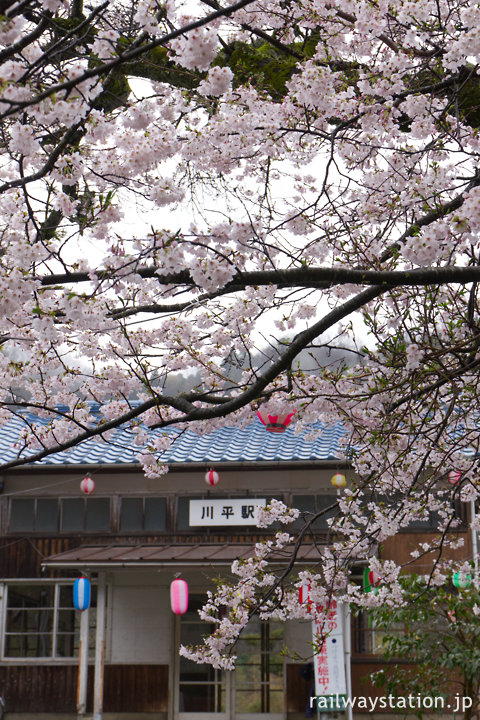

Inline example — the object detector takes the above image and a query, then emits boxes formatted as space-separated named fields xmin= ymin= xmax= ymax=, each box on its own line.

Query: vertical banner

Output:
xmin=312 ymin=599 xmax=347 ymax=711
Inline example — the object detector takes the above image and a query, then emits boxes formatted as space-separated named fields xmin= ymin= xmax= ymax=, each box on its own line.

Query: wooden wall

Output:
xmin=381 ymin=531 xmax=471 ymax=571
xmin=0 ymin=664 xmax=169 ymax=712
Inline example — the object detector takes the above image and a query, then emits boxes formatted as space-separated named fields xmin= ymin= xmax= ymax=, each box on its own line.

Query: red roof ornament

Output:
xmin=256 ymin=408 xmax=296 ymax=434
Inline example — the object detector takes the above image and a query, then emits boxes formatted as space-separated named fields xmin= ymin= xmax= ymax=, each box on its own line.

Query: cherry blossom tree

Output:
xmin=2 ymin=0 xmax=480 ymax=666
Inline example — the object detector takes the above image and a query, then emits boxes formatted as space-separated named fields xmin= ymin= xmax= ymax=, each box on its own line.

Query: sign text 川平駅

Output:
xmin=189 ymin=498 xmax=267 ymax=526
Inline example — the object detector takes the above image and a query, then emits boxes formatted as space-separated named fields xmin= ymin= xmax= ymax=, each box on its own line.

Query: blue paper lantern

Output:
xmin=74 ymin=577 xmax=91 ymax=611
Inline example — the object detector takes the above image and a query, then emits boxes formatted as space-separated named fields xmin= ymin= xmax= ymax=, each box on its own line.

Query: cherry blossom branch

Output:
xmin=40 ymin=263 xmax=480 ymax=293
xmin=0 ymin=0 xmax=260 ymax=119
xmin=0 ymin=286 xmax=385 ymax=470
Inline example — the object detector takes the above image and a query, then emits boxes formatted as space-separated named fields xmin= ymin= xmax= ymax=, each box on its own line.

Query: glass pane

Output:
xmin=179 ymin=684 xmax=224 ymax=712
xmin=6 ymin=608 xmax=52 ymax=633
xmin=61 ymin=499 xmax=84 ymax=532
xmin=289 ymin=495 xmax=314 ymax=531
xmin=85 ymin=498 xmax=110 ymax=532
xmin=9 ymin=499 xmax=35 ymax=532
xmin=144 ymin=497 xmax=166 ymax=531
xmin=269 ymin=665 xmax=283 ymax=688
xmin=237 ymin=638 xmax=261 ymax=662
xmin=57 ymin=609 xmax=76 ymax=632
xmin=177 ymin=497 xmax=190 ymax=530
xmin=269 ymin=691 xmax=284 ymax=712
xmin=8 ymin=585 xmax=54 ymax=609
xmin=120 ymin=498 xmax=143 ymax=532
xmin=236 ymin=689 xmax=262 ymax=713
xmin=180 ymin=622 xmax=209 ymax=646
xmin=37 ymin=499 xmax=58 ymax=532
xmin=56 ymin=631 xmax=77 ymax=657
xmin=236 ymin=664 xmax=262 ymax=685
xmin=315 ymin=496 xmax=337 ymax=529
xmin=180 ymin=657 xmax=220 ymax=682
xmin=5 ymin=632 xmax=52 ymax=657
xmin=59 ymin=585 xmax=74 ymax=608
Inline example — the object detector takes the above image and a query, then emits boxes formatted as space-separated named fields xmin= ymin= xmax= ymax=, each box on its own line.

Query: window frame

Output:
xmin=7 ymin=495 xmax=171 ymax=535
xmin=175 ymin=594 xmax=285 ymax=720
xmin=0 ymin=579 xmax=96 ymax=664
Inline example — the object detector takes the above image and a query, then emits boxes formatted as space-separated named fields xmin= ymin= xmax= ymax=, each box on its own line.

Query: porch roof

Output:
xmin=41 ymin=542 xmax=323 ymax=569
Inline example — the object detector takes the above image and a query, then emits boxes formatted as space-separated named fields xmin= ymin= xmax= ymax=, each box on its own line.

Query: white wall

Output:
xmin=109 ymin=574 xmax=171 ymax=663
xmin=284 ymin=619 xmax=312 ymax=659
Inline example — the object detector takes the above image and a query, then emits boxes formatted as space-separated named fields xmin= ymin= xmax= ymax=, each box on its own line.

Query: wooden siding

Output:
xmin=103 ymin=665 xmax=169 ymax=712
xmin=0 ymin=665 xmax=78 ymax=712
xmin=381 ymin=531 xmax=470 ymax=570
xmin=286 ymin=664 xmax=313 ymax=713
xmin=0 ymin=664 xmax=169 ymax=713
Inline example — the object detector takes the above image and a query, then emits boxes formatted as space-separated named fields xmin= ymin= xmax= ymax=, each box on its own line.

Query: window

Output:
xmin=61 ymin=498 xmax=110 ymax=532
xmin=120 ymin=497 xmax=166 ymax=532
xmin=2 ymin=582 xmax=96 ymax=660
xmin=178 ymin=596 xmax=225 ymax=712
xmin=178 ymin=598 xmax=284 ymax=716
xmin=291 ymin=495 xmax=337 ymax=531
xmin=353 ymin=611 xmax=404 ymax=656
xmin=8 ymin=496 xmax=168 ymax=534
xmin=235 ymin=620 xmax=284 ymax=713
xmin=9 ymin=499 xmax=58 ymax=533
xmin=9 ymin=497 xmax=111 ymax=534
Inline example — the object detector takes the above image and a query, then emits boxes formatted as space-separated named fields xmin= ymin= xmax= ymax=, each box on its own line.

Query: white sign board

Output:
xmin=312 ymin=600 xmax=346 ymax=698
xmin=189 ymin=498 xmax=267 ymax=526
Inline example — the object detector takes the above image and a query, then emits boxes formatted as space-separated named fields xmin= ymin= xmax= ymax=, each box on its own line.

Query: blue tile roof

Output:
xmin=0 ymin=412 xmax=347 ymax=467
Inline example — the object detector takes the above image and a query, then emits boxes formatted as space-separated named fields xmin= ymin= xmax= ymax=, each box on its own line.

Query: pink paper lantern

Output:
xmin=448 ymin=470 xmax=462 ymax=485
xmin=170 ymin=578 xmax=189 ymax=615
xmin=80 ymin=475 xmax=95 ymax=495
xmin=256 ymin=409 xmax=296 ymax=433
xmin=205 ymin=469 xmax=220 ymax=486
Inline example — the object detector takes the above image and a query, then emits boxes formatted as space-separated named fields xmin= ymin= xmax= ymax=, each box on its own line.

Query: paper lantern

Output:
xmin=205 ymin=469 xmax=220 ymax=486
xmin=256 ymin=409 xmax=296 ymax=433
xmin=73 ymin=577 xmax=91 ymax=611
xmin=331 ymin=473 xmax=346 ymax=488
xmin=448 ymin=470 xmax=462 ymax=485
xmin=364 ymin=567 xmax=381 ymax=594
xmin=170 ymin=578 xmax=188 ymax=615
xmin=80 ymin=475 xmax=95 ymax=495
xmin=298 ymin=582 xmax=311 ymax=606
xmin=452 ymin=571 xmax=472 ymax=589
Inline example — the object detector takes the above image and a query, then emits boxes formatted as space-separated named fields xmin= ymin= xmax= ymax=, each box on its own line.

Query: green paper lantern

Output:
xmin=452 ymin=571 xmax=472 ymax=589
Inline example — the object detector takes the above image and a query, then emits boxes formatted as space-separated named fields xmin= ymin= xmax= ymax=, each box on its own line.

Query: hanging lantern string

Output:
xmin=0 ymin=471 xmax=98 ymax=497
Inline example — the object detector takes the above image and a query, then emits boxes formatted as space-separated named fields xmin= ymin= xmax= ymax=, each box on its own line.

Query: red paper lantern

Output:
xmin=170 ymin=578 xmax=189 ymax=615
xmin=80 ymin=475 xmax=95 ymax=495
xmin=368 ymin=569 xmax=381 ymax=587
xmin=205 ymin=469 xmax=220 ymax=486
xmin=448 ymin=470 xmax=462 ymax=485
xmin=256 ymin=409 xmax=296 ymax=433
xmin=298 ymin=582 xmax=311 ymax=606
